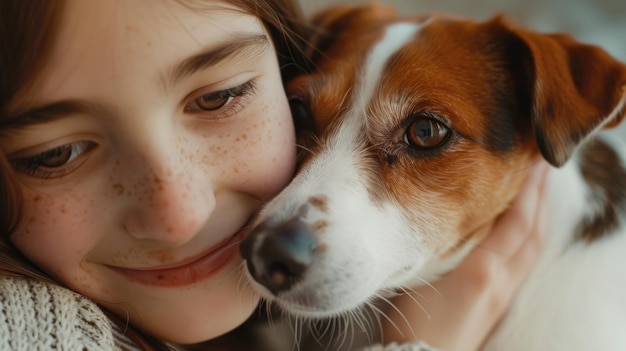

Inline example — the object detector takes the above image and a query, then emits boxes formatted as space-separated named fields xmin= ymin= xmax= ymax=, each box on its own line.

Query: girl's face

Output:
xmin=2 ymin=0 xmax=296 ymax=343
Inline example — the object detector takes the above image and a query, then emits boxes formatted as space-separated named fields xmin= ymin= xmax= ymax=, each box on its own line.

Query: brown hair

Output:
xmin=0 ymin=0 xmax=312 ymax=349
xmin=0 ymin=1 xmax=64 ymax=281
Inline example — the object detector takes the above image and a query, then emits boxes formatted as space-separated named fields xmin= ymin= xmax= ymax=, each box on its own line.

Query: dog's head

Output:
xmin=241 ymin=4 xmax=626 ymax=317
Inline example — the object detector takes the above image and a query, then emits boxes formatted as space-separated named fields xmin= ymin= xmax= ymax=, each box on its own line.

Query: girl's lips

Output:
xmin=109 ymin=230 xmax=246 ymax=288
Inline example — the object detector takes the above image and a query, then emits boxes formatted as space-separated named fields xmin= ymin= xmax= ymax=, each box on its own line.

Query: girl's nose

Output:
xmin=121 ymin=151 xmax=215 ymax=245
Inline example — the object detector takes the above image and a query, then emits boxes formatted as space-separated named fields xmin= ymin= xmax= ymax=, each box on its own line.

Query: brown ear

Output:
xmin=306 ymin=3 xmax=397 ymax=61
xmin=504 ymin=22 xmax=626 ymax=166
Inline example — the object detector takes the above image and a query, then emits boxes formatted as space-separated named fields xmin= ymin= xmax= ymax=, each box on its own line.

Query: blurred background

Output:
xmin=298 ymin=0 xmax=626 ymax=61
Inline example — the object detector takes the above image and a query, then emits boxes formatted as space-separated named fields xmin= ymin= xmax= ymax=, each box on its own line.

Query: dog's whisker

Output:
xmin=407 ymin=276 xmax=443 ymax=299
xmin=373 ymin=294 xmax=415 ymax=340
xmin=358 ymin=303 xmax=382 ymax=345
xmin=290 ymin=314 xmax=303 ymax=351
xmin=395 ymin=285 xmax=439 ymax=323
xmin=296 ymin=142 xmax=315 ymax=156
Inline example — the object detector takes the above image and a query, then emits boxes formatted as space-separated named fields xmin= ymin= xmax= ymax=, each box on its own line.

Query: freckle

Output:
xmin=113 ymin=184 xmax=124 ymax=196
xmin=233 ymin=166 xmax=239 ymax=173
xmin=318 ymin=243 xmax=328 ymax=253
xmin=33 ymin=195 xmax=42 ymax=202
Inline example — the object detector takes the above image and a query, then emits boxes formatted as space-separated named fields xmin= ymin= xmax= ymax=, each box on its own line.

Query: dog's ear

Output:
xmin=309 ymin=3 xmax=397 ymax=30
xmin=495 ymin=18 xmax=626 ymax=167
xmin=306 ymin=3 xmax=397 ymax=62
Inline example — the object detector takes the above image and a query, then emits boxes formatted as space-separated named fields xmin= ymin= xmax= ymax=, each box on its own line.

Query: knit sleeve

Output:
xmin=360 ymin=341 xmax=441 ymax=351
xmin=0 ymin=276 xmax=130 ymax=351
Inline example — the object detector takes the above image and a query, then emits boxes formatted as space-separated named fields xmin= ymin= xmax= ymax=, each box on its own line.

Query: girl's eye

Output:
xmin=10 ymin=141 xmax=96 ymax=179
xmin=404 ymin=116 xmax=450 ymax=149
xmin=184 ymin=80 xmax=256 ymax=117
xmin=195 ymin=94 xmax=230 ymax=111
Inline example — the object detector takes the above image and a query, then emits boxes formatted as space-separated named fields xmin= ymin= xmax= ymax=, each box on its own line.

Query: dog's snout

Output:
xmin=241 ymin=218 xmax=318 ymax=295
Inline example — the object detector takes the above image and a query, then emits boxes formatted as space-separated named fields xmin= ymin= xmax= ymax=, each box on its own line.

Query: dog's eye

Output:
xmin=404 ymin=117 xmax=450 ymax=149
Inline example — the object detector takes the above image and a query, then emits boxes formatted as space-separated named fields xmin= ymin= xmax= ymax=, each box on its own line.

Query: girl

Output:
xmin=0 ymin=0 xmax=547 ymax=350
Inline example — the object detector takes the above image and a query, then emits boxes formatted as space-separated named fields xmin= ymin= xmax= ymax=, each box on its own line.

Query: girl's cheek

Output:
xmin=236 ymin=113 xmax=296 ymax=199
xmin=198 ymin=104 xmax=296 ymax=200
xmin=11 ymin=189 xmax=100 ymax=277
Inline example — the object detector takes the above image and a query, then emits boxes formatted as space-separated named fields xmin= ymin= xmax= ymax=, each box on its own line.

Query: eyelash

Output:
xmin=184 ymin=80 xmax=257 ymax=120
xmin=10 ymin=141 xmax=96 ymax=180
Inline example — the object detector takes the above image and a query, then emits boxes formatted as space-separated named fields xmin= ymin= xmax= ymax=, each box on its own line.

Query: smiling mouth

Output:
xmin=109 ymin=230 xmax=247 ymax=288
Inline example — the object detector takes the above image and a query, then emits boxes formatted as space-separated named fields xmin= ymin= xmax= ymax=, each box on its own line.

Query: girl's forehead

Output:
xmin=56 ymin=0 xmax=252 ymax=52
xmin=18 ymin=0 xmax=265 ymax=110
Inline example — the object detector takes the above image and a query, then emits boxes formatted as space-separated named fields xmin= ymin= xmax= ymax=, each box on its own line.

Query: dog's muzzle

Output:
xmin=240 ymin=217 xmax=318 ymax=295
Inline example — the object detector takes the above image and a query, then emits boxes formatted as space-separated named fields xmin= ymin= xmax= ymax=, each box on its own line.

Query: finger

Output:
xmin=505 ymin=168 xmax=549 ymax=278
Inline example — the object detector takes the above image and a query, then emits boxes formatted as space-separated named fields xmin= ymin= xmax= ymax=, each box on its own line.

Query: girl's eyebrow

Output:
xmin=1 ymin=33 xmax=270 ymax=132
xmin=166 ymin=33 xmax=270 ymax=87
xmin=0 ymin=100 xmax=105 ymax=133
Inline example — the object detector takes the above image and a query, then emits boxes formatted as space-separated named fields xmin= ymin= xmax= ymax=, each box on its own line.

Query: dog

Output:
xmin=240 ymin=4 xmax=626 ymax=350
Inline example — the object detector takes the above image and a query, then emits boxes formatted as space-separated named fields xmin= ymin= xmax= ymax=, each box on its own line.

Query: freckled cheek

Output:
xmin=230 ymin=112 xmax=296 ymax=199
xmin=11 ymin=191 xmax=105 ymax=280
xmin=198 ymin=108 xmax=296 ymax=200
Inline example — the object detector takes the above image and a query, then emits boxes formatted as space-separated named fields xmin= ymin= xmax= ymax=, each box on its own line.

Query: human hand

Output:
xmin=381 ymin=160 xmax=550 ymax=351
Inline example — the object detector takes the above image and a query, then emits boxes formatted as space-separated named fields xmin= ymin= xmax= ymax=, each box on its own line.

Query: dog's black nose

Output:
xmin=240 ymin=218 xmax=317 ymax=295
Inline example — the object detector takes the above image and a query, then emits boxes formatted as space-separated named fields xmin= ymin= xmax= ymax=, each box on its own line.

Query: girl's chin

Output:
xmin=99 ymin=270 xmax=261 ymax=345
xmin=140 ymin=295 xmax=260 ymax=344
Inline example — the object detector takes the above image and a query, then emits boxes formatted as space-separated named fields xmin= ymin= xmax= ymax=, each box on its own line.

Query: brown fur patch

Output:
xmin=308 ymin=195 xmax=329 ymax=213
xmin=577 ymin=139 xmax=626 ymax=242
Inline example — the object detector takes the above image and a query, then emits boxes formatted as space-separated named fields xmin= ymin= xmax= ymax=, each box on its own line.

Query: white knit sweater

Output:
xmin=0 ymin=277 xmax=142 ymax=351
xmin=0 ymin=276 xmax=437 ymax=351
